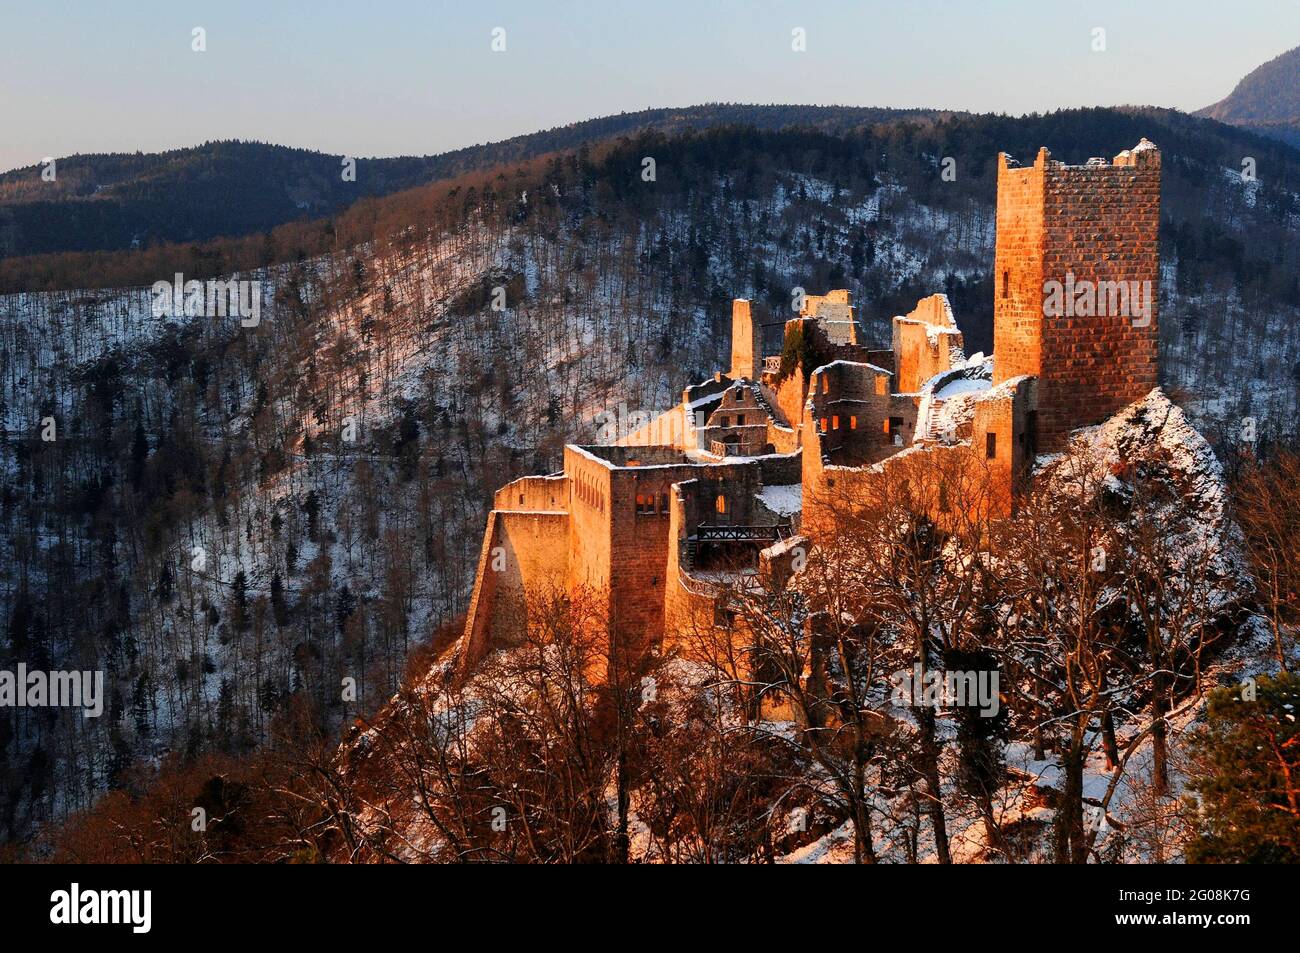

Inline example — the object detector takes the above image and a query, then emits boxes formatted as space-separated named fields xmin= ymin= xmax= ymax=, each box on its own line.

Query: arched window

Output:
xmin=715 ymin=494 xmax=727 ymax=515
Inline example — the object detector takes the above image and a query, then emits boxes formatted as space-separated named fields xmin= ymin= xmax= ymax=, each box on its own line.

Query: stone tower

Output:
xmin=993 ymin=140 xmax=1161 ymax=451
xmin=730 ymin=298 xmax=767 ymax=380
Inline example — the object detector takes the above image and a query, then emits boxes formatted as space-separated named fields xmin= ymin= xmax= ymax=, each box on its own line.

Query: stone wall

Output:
xmin=662 ymin=479 xmax=719 ymax=654
xmin=968 ymin=375 xmax=1037 ymax=517
xmin=564 ymin=446 xmax=616 ymax=605
xmin=993 ymin=150 xmax=1048 ymax=388
xmin=702 ymin=382 xmax=772 ymax=455
xmin=769 ymin=361 xmax=811 ymax=445
xmin=581 ymin=448 xmax=766 ymax=653
xmin=807 ymin=360 xmax=895 ymax=466
xmin=494 ymin=474 xmax=567 ymax=512
xmin=621 ymin=404 xmax=693 ymax=449
xmin=891 ymin=293 xmax=963 ymax=394
xmin=459 ymin=509 xmax=570 ymax=676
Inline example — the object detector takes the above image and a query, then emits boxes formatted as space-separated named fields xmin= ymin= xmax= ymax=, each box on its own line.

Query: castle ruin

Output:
xmin=458 ymin=140 xmax=1163 ymax=675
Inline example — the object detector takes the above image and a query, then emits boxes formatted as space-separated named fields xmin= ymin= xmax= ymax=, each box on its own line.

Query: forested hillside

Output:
xmin=3 ymin=106 xmax=1299 ymax=848
xmin=1198 ymin=45 xmax=1300 ymax=147
xmin=0 ymin=105 xmax=945 ymax=261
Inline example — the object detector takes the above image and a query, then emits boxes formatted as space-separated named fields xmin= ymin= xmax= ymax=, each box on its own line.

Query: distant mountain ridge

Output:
xmin=1197 ymin=44 xmax=1300 ymax=147
xmin=0 ymin=105 xmax=949 ymax=260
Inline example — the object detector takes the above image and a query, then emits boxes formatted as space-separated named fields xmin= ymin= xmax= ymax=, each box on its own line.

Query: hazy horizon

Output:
xmin=2 ymin=0 xmax=1298 ymax=174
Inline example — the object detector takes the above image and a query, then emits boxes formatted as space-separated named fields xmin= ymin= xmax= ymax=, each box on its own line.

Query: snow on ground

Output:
xmin=757 ymin=483 xmax=802 ymax=517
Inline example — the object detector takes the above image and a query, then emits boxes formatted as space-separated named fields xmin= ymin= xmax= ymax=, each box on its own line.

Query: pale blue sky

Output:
xmin=1 ymin=0 xmax=1297 ymax=173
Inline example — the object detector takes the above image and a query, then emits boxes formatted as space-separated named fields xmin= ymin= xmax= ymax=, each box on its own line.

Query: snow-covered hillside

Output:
xmin=1 ymin=123 xmax=1294 ymax=846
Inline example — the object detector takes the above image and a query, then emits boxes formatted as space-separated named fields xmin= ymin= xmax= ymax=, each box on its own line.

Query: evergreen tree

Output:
xmin=270 ymin=571 xmax=290 ymax=628
xmin=1187 ymin=673 xmax=1300 ymax=863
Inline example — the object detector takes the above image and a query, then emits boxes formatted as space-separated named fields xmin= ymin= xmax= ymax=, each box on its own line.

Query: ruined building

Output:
xmin=458 ymin=140 xmax=1162 ymax=673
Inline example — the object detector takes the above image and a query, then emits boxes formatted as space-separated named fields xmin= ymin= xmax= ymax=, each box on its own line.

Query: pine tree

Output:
xmin=1186 ymin=672 xmax=1300 ymax=862
xmin=231 ymin=570 xmax=250 ymax=632
xmin=270 ymin=571 xmax=290 ymax=627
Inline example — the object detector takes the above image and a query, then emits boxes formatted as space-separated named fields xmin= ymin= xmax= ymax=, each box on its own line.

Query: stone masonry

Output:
xmin=994 ymin=141 xmax=1161 ymax=451
xmin=458 ymin=140 xmax=1164 ymax=678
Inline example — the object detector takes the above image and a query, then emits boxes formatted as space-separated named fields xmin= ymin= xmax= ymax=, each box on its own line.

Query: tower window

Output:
xmin=850 ymin=415 xmax=858 ymax=430
xmin=986 ymin=432 xmax=997 ymax=459
xmin=715 ymin=494 xmax=727 ymax=514
xmin=1002 ymin=270 xmax=1009 ymax=298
